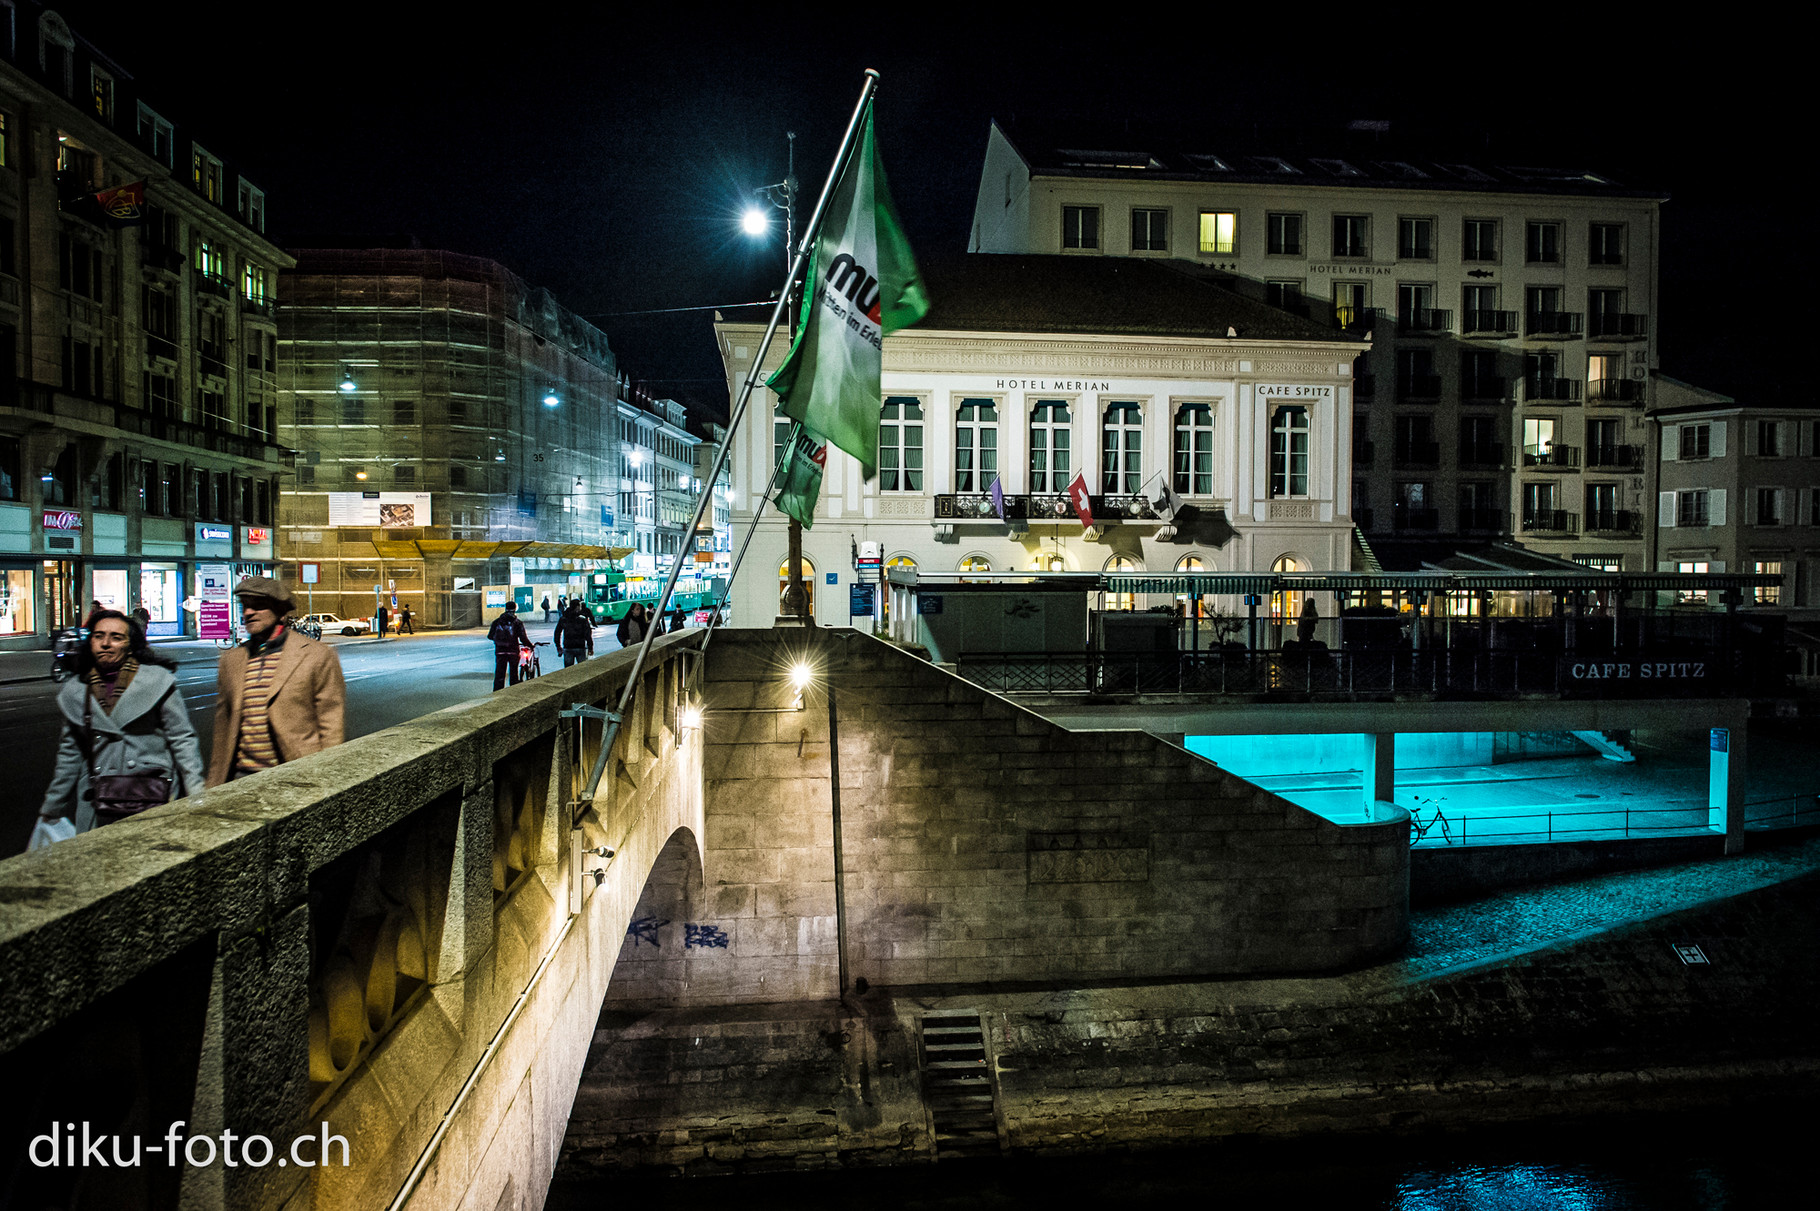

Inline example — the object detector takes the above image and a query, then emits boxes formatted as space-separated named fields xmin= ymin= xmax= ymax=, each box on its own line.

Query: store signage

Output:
xmin=1567 ymin=660 xmax=1706 ymax=682
xmin=1256 ymin=384 xmax=1334 ymax=401
xmin=197 ymin=525 xmax=232 ymax=542
xmin=42 ymin=510 xmax=81 ymax=531
xmin=246 ymin=527 xmax=271 ymax=545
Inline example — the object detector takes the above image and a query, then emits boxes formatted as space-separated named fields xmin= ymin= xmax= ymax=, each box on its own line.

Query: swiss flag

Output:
xmin=1067 ymin=472 xmax=1095 ymax=531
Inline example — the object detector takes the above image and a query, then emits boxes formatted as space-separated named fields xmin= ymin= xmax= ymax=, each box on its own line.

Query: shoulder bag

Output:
xmin=79 ymin=688 xmax=174 ymax=826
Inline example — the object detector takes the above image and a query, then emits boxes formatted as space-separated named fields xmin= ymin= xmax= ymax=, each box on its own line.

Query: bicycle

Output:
xmin=519 ymin=641 xmax=549 ymax=680
xmin=1408 ymin=795 xmax=1453 ymax=847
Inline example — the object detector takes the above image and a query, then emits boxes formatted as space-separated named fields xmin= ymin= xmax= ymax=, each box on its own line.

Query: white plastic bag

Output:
xmin=28 ymin=817 xmax=77 ymax=849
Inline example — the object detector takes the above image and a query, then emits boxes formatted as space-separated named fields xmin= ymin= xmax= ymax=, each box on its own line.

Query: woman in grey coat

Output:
xmin=38 ymin=610 xmax=205 ymax=832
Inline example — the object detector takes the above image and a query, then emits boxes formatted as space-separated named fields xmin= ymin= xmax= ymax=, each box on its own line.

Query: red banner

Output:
xmin=93 ymin=180 xmax=146 ymax=227
xmin=1067 ymin=473 xmax=1095 ymax=531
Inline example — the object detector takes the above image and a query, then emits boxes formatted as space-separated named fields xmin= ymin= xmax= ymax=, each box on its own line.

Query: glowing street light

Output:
xmin=740 ymin=208 xmax=769 ymax=237
xmin=339 ymin=368 xmax=358 ymax=393
xmin=543 ymin=389 xmax=560 ymax=408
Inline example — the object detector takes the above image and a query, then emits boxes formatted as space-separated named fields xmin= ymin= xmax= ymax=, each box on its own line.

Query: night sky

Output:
xmin=62 ymin=7 xmax=1787 ymax=419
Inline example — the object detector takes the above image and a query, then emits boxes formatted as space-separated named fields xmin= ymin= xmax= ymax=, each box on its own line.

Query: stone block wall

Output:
xmin=611 ymin=629 xmax=1407 ymax=1008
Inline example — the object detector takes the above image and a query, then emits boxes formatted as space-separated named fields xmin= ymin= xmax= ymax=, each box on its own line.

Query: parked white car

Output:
xmin=298 ymin=612 xmax=372 ymax=636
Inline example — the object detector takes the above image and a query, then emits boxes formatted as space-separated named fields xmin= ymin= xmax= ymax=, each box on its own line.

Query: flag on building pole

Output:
xmin=989 ymin=474 xmax=1006 ymax=522
xmin=93 ymin=180 xmax=146 ymax=228
xmin=1067 ymin=472 xmax=1096 ymax=531
xmin=768 ymin=108 xmax=929 ymax=480
xmin=772 ymin=422 xmax=830 ymax=529
xmin=1145 ymin=472 xmax=1181 ymax=523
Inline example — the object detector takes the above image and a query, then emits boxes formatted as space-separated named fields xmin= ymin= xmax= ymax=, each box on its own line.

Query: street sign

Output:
xmin=849 ymin=583 xmax=875 ymax=615
xmin=826 ymin=572 xmax=838 ymax=585
xmin=299 ymin=562 xmax=320 ymax=584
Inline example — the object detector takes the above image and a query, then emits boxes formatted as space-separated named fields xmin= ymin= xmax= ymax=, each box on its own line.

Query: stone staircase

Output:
xmin=919 ymin=1009 xmax=1002 ymax=1159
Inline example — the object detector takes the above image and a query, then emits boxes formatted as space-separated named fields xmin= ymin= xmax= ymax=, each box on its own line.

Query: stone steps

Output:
xmin=920 ymin=1010 xmax=1001 ymax=1160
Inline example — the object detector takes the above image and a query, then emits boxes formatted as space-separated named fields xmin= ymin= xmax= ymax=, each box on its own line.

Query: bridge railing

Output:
xmin=0 ymin=632 xmax=704 ymax=1210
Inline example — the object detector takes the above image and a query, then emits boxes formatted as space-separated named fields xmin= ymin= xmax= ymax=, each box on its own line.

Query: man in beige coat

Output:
xmin=207 ymin=576 xmax=347 ymax=786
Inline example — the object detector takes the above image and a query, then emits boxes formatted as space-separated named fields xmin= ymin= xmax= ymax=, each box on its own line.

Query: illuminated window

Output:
xmin=1104 ymin=555 xmax=1139 ymax=611
xmin=192 ymin=147 xmax=223 ymax=203
xmin=90 ymin=67 xmax=113 ymax=121
xmin=1269 ymin=407 xmax=1309 ymax=497
xmin=1131 ymin=208 xmax=1168 ymax=252
xmin=777 ymin=557 xmax=814 ymax=615
xmin=1175 ymin=553 xmax=1212 ymax=619
xmin=1462 ymin=218 xmax=1498 ymax=262
xmin=1173 ymin=404 xmax=1213 ymax=495
xmin=1266 ymin=212 xmax=1302 ymax=255
xmin=1754 ymin=561 xmax=1783 ymax=605
xmin=1397 ymin=217 xmax=1433 ymax=260
xmin=1061 ymin=205 xmax=1099 ymax=250
xmin=878 ymin=397 xmax=923 ymax=492
xmin=1334 ymin=281 xmax=1370 ymax=330
xmin=1676 ymin=560 xmax=1709 ymax=606
xmin=242 ymin=263 xmax=269 ymax=304
xmin=1198 ymin=211 xmax=1236 ymax=255
xmin=1590 ymin=222 xmax=1625 ymax=266
xmin=1331 ymin=214 xmax=1369 ymax=258
xmin=958 ymin=555 xmax=992 ymax=578
xmin=1029 ymin=401 xmax=1071 ymax=493
xmin=193 ymin=239 xmax=223 ymax=279
xmin=1270 ymin=555 xmax=1304 ymax=621
xmin=1100 ymin=401 xmax=1143 ymax=494
xmin=1525 ymin=221 xmax=1561 ymax=263
xmin=954 ymin=399 xmax=998 ymax=492
xmin=1523 ymin=417 xmax=1555 ymax=462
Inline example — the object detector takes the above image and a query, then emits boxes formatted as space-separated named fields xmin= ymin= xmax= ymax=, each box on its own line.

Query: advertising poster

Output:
xmin=327 ymin=492 xmax=434 ymax=528
xmin=198 ymin=562 xmax=233 ymax=641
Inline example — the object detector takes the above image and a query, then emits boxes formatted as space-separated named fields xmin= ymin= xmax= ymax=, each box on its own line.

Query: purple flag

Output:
xmin=989 ymin=475 xmax=1006 ymax=522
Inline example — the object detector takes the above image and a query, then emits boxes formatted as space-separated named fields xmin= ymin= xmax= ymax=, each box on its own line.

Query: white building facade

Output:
xmin=715 ymin=256 xmax=1362 ymax=627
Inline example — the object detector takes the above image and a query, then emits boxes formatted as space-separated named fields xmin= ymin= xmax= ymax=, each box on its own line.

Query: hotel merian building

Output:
xmin=970 ymin=121 xmax=1668 ymax=572
xmin=715 ymin=255 xmax=1364 ymax=626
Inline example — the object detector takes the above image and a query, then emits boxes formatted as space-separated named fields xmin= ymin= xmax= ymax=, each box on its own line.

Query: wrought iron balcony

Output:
xmin=1459 ymin=508 xmax=1506 ymax=532
xmin=1586 ymin=378 xmax=1643 ymax=404
xmin=1026 ymin=493 xmax=1082 ymax=522
xmin=1525 ymin=376 xmax=1581 ymax=403
xmin=1589 ymin=312 xmax=1648 ymax=339
xmin=1333 ymin=306 xmax=1379 ymax=335
xmin=1458 ymin=442 xmax=1507 ymax=468
xmin=1393 ymin=440 xmax=1440 ymax=467
xmin=1094 ymin=493 xmax=1166 ymax=521
xmin=1396 ymin=373 xmax=1442 ymax=399
xmin=241 ymin=296 xmax=274 ymax=318
xmin=1463 ymin=310 xmax=1519 ymax=336
xmin=1526 ymin=310 xmax=1584 ymax=338
xmin=1585 ymin=444 xmax=1641 ymax=469
xmin=1523 ymin=445 xmax=1580 ymax=469
xmin=194 ymin=269 xmax=232 ymax=299
xmin=1584 ymin=509 xmax=1641 ymax=535
xmin=1398 ymin=308 xmax=1453 ymax=335
xmin=1460 ymin=375 xmax=1509 ymax=401
xmin=1521 ymin=509 xmax=1577 ymax=533
xmin=1393 ymin=507 xmax=1440 ymax=530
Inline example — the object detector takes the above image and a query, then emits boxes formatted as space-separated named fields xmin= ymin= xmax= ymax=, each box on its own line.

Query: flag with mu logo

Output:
xmin=773 ymin=422 xmax=830 ymax=529
xmin=768 ymin=108 xmax=928 ymax=481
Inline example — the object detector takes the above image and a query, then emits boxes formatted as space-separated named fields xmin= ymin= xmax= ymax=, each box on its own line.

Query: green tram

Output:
xmin=581 ymin=570 xmax=717 ymax=624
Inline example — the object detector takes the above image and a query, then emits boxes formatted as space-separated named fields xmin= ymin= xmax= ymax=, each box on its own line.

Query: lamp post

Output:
xmin=743 ymin=133 xmax=811 ymax=625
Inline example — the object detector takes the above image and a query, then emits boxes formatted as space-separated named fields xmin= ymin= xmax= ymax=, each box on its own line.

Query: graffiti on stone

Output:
xmin=685 ymin=924 xmax=729 ymax=949
xmin=627 ymin=915 xmax=669 ymax=947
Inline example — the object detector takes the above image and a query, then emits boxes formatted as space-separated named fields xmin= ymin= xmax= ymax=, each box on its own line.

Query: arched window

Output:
xmin=1175 ymin=553 xmax=1212 ymax=619
xmin=1029 ymin=400 xmax=1071 ymax=494
xmin=1269 ymin=406 xmax=1310 ymax=497
xmin=955 ymin=399 xmax=998 ymax=492
xmin=881 ymin=555 xmax=916 ymax=622
xmin=1030 ymin=549 xmax=1067 ymax=572
xmin=1101 ymin=402 xmax=1143 ymax=494
xmin=778 ymin=556 xmax=815 ymax=616
xmin=1270 ymin=554 xmax=1305 ymax=621
xmin=1104 ymin=554 xmax=1140 ymax=612
xmin=1173 ymin=404 xmax=1214 ymax=495
xmin=879 ymin=397 xmax=923 ymax=492
xmin=958 ymin=554 xmax=992 ymax=575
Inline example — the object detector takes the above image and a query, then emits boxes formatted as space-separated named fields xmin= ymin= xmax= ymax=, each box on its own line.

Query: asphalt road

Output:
xmin=0 ymin=629 xmax=550 ymax=857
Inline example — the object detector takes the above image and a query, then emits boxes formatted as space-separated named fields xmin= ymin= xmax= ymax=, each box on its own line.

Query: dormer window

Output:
xmin=192 ymin=147 xmax=223 ymax=203
xmin=137 ymin=104 xmax=174 ymax=168
xmin=238 ymin=180 xmax=265 ymax=232
xmin=90 ymin=67 xmax=113 ymax=121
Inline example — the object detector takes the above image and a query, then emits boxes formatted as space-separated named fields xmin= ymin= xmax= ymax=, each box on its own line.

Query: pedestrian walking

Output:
xmin=489 ymin=600 xmax=532 ymax=690
xmin=555 ymin=602 xmax=594 ymax=667
xmin=84 ymin=599 xmax=106 ymax=627
xmin=615 ymin=601 xmax=650 ymax=649
xmin=540 ymin=594 xmax=552 ymax=622
xmin=399 ymin=604 xmax=415 ymax=634
xmin=37 ymin=610 xmax=204 ymax=833
xmin=376 ymin=603 xmax=390 ymax=639
xmin=207 ymin=577 xmax=347 ymax=787
xmin=669 ymin=605 xmax=687 ymax=634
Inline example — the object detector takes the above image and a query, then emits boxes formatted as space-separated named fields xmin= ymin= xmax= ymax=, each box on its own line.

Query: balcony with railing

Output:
xmin=1521 ymin=509 xmax=1578 ymax=533
xmin=1393 ymin=440 xmax=1440 ymax=468
xmin=1584 ymin=509 xmax=1641 ymax=535
xmin=1398 ymin=308 xmax=1452 ymax=336
xmin=1585 ymin=444 xmax=1642 ymax=469
xmin=1458 ymin=442 xmax=1506 ymax=468
xmin=1526 ymin=310 xmax=1584 ymax=339
xmin=1523 ymin=445 xmax=1580 ymax=469
xmin=1589 ymin=312 xmax=1648 ymax=339
xmin=1525 ymin=376 xmax=1581 ymax=404
xmin=1459 ymin=508 xmax=1506 ymax=532
xmin=1463 ymin=310 xmax=1519 ymax=337
xmin=1392 ymin=506 xmax=1439 ymax=530
xmin=1333 ymin=306 xmax=1379 ymax=335
xmin=1460 ymin=374 xmax=1509 ymax=402
xmin=242 ymin=295 xmax=274 ymax=318
xmin=1396 ymin=373 xmax=1442 ymax=399
xmin=1586 ymin=378 xmax=1643 ymax=405
xmin=194 ymin=267 xmax=232 ymax=299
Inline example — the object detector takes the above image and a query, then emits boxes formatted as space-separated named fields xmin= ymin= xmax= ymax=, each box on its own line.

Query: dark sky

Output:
xmin=64 ymin=7 xmax=1789 ymax=418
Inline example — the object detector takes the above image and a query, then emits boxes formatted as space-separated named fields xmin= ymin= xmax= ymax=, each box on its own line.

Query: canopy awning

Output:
xmin=338 ymin=538 xmax=634 ymax=563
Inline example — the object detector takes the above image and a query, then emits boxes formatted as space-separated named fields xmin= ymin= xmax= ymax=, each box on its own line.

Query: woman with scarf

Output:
xmin=37 ymin=610 xmax=205 ymax=833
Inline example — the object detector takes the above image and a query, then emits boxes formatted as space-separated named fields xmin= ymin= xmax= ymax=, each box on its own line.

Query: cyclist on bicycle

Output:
xmin=488 ymin=601 xmax=531 ymax=691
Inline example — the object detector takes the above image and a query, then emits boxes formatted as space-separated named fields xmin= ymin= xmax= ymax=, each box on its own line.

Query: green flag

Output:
xmin=772 ymin=422 xmax=829 ymax=529
xmin=768 ymin=108 xmax=929 ymax=480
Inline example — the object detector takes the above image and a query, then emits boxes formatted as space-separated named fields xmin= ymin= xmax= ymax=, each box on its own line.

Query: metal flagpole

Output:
xmin=564 ymin=70 xmax=881 ymax=822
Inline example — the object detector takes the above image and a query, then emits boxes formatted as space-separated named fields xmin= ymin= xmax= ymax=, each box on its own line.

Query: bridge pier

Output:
xmin=1362 ymin=732 xmax=1396 ymax=818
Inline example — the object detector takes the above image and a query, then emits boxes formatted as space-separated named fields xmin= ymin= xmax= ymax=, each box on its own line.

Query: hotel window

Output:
xmin=1462 ymin=218 xmax=1498 ymax=262
xmin=1522 ymin=481 xmax=1556 ymax=525
xmin=1266 ymin=212 xmax=1302 ymax=255
xmin=1397 ymin=217 xmax=1433 ymax=260
xmin=1677 ymin=489 xmax=1710 ymax=528
xmin=90 ymin=66 xmax=113 ymax=121
xmin=1269 ymin=406 xmax=1310 ymax=497
xmin=1523 ymin=417 xmax=1556 ymax=461
xmin=194 ymin=238 xmax=224 ymax=280
xmin=1676 ymin=561 xmax=1710 ymax=605
xmin=192 ymin=147 xmax=223 ymax=203
xmin=242 ymin=262 xmax=269 ymax=304
xmin=1131 ymin=208 xmax=1168 ymax=252
xmin=1173 ymin=404 xmax=1214 ymax=495
xmin=137 ymin=104 xmax=173 ymax=167
xmin=1681 ymin=422 xmax=1712 ymax=459
xmin=238 ymin=181 xmax=265 ymax=232
xmin=1334 ymin=281 xmax=1370 ymax=329
xmin=1266 ymin=280 xmax=1303 ymax=313
xmin=1756 ymin=420 xmax=1783 ymax=456
xmin=1061 ymin=205 xmax=1099 ymax=250
xmin=1755 ymin=487 xmax=1784 ymax=525
xmin=1101 ymin=402 xmax=1143 ymax=494
xmin=878 ymin=396 xmax=923 ymax=492
xmin=1198 ymin=210 xmax=1236 ymax=255
xmin=1525 ymin=221 xmax=1561 ymax=264
xmin=1589 ymin=222 xmax=1624 ymax=266
xmin=1585 ymin=482 xmax=1618 ymax=528
xmin=954 ymin=398 xmax=998 ymax=492
xmin=1028 ymin=400 xmax=1071 ymax=493
xmin=1754 ymin=561 xmax=1783 ymax=605
xmin=1331 ymin=214 xmax=1369 ymax=258
xmin=1588 ymin=354 xmax=1623 ymax=400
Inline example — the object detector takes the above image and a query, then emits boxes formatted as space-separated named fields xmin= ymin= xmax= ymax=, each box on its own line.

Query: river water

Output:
xmin=548 ymin=1101 xmax=1806 ymax=1209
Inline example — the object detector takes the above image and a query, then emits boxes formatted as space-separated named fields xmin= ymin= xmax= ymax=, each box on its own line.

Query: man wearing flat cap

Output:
xmin=207 ymin=575 xmax=347 ymax=786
